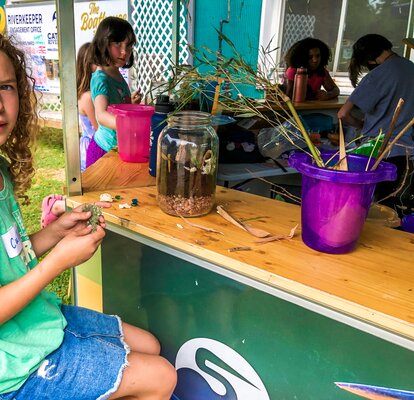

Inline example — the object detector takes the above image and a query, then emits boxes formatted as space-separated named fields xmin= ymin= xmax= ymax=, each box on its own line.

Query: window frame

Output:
xmin=259 ymin=0 xmax=414 ymax=94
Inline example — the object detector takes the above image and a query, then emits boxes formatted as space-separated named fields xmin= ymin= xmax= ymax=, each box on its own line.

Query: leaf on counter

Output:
xmin=216 ymin=205 xmax=271 ymax=238
xmin=217 ymin=205 xmax=246 ymax=230
xmin=243 ymin=223 xmax=271 ymax=238
xmin=240 ymin=216 xmax=269 ymax=222
xmin=254 ymin=224 xmax=298 ymax=244
xmin=180 ymin=216 xmax=224 ymax=234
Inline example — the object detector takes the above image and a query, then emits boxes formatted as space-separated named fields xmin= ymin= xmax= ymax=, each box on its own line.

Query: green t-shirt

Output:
xmin=0 ymin=157 xmax=66 ymax=394
xmin=90 ymin=69 xmax=131 ymax=152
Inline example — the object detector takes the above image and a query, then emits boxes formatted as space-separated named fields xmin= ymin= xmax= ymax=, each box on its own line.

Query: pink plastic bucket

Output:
xmin=109 ymin=104 xmax=155 ymax=162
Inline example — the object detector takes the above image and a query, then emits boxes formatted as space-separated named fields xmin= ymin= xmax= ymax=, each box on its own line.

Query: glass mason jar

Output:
xmin=156 ymin=111 xmax=219 ymax=217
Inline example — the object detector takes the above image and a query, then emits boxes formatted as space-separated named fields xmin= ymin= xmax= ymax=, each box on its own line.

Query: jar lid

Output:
xmin=155 ymin=95 xmax=175 ymax=113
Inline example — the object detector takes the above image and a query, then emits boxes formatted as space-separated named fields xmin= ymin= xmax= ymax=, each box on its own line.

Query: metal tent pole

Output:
xmin=56 ymin=0 xmax=81 ymax=196
xmin=172 ymin=0 xmax=180 ymax=66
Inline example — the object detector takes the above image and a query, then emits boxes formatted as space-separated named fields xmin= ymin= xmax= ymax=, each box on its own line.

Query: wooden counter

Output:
xmin=81 ymin=150 xmax=155 ymax=192
xmin=68 ymin=185 xmax=414 ymax=342
xmin=255 ymin=94 xmax=348 ymax=112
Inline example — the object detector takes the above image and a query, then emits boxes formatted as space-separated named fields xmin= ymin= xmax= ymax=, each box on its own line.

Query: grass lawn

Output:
xmin=20 ymin=127 xmax=71 ymax=303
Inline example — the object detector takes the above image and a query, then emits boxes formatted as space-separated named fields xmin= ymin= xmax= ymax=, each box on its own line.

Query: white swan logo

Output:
xmin=175 ymin=338 xmax=270 ymax=399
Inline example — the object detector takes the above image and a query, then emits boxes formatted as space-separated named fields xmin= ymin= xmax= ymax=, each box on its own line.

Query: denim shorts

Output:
xmin=0 ymin=305 xmax=129 ymax=400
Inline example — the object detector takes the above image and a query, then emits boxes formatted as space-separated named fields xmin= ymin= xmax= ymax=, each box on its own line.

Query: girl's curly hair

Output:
xmin=0 ymin=34 xmax=38 ymax=204
xmin=285 ymin=37 xmax=332 ymax=75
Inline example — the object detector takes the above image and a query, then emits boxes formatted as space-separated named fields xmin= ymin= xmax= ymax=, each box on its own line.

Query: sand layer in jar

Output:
xmin=158 ymin=194 xmax=214 ymax=217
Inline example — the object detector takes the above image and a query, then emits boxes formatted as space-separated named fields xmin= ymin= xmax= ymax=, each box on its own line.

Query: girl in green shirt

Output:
xmin=0 ymin=35 xmax=176 ymax=400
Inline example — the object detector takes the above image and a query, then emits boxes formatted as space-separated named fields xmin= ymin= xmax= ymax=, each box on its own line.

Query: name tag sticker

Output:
xmin=1 ymin=224 xmax=23 ymax=258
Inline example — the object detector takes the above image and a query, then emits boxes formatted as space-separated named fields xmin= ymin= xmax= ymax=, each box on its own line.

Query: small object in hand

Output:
xmin=100 ymin=193 xmax=113 ymax=202
xmin=131 ymin=90 xmax=142 ymax=104
xmin=131 ymin=198 xmax=139 ymax=207
xmin=82 ymin=204 xmax=103 ymax=232
xmin=119 ymin=203 xmax=131 ymax=209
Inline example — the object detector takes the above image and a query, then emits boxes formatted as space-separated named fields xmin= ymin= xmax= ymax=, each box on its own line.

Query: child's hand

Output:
xmin=315 ymin=90 xmax=329 ymax=100
xmin=131 ymin=90 xmax=142 ymax=104
xmin=48 ymin=225 xmax=105 ymax=272
xmin=53 ymin=202 xmax=111 ymax=238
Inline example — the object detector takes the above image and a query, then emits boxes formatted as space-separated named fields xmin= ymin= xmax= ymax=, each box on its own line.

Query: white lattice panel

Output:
xmin=282 ymin=14 xmax=316 ymax=60
xmin=130 ymin=0 xmax=190 ymax=100
xmin=38 ymin=93 xmax=62 ymax=112
xmin=38 ymin=1 xmax=190 ymax=120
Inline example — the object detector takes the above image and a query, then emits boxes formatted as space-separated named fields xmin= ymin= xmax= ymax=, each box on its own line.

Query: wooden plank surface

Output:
xmin=81 ymin=151 xmax=155 ymax=192
xmin=256 ymin=95 xmax=348 ymax=112
xmin=68 ymin=186 xmax=414 ymax=340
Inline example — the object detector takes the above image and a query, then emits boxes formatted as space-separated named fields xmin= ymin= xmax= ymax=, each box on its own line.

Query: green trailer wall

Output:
xmin=193 ymin=0 xmax=264 ymax=98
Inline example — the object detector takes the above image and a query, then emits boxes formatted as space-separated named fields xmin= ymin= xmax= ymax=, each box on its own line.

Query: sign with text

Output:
xmin=73 ymin=1 xmax=128 ymax=55
xmin=6 ymin=1 xmax=128 ymax=94
xmin=6 ymin=3 xmax=59 ymax=93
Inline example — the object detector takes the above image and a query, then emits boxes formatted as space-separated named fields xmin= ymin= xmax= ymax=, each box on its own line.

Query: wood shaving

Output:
xmin=216 ymin=205 xmax=246 ymax=230
xmin=228 ymin=246 xmax=252 ymax=252
xmin=176 ymin=224 xmax=184 ymax=229
xmin=216 ymin=205 xmax=270 ymax=238
xmin=254 ymin=224 xmax=298 ymax=244
xmin=179 ymin=216 xmax=224 ymax=234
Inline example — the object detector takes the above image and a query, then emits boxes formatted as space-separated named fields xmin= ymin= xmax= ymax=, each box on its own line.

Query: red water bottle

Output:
xmin=292 ymin=67 xmax=308 ymax=103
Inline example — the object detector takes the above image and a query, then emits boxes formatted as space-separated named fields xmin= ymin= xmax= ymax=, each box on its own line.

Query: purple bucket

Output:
xmin=401 ymin=214 xmax=414 ymax=233
xmin=289 ymin=152 xmax=397 ymax=254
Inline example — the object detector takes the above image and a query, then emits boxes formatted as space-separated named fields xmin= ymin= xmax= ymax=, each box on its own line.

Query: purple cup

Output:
xmin=289 ymin=152 xmax=397 ymax=254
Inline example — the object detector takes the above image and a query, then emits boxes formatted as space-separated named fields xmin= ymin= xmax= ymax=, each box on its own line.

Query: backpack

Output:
xmin=216 ymin=123 xmax=265 ymax=164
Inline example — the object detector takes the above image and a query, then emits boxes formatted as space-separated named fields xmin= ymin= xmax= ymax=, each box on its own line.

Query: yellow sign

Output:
xmin=0 ymin=7 xmax=6 ymax=34
xmin=80 ymin=2 xmax=127 ymax=32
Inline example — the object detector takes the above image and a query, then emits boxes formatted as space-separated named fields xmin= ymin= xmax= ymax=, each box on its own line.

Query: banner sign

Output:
xmin=0 ymin=1 xmax=6 ymax=34
xmin=73 ymin=1 xmax=128 ymax=55
xmin=6 ymin=1 xmax=128 ymax=94
xmin=7 ymin=3 xmax=59 ymax=93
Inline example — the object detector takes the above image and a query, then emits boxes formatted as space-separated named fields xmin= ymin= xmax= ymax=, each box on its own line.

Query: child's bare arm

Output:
xmin=80 ymin=91 xmax=98 ymax=130
xmin=131 ymin=90 xmax=142 ymax=104
xmin=30 ymin=209 xmax=93 ymax=256
xmin=338 ymin=99 xmax=364 ymax=129
xmin=317 ymin=71 xmax=340 ymax=100
xmin=30 ymin=202 xmax=111 ymax=257
xmin=94 ymin=94 xmax=116 ymax=130
xmin=0 ymin=225 xmax=105 ymax=324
